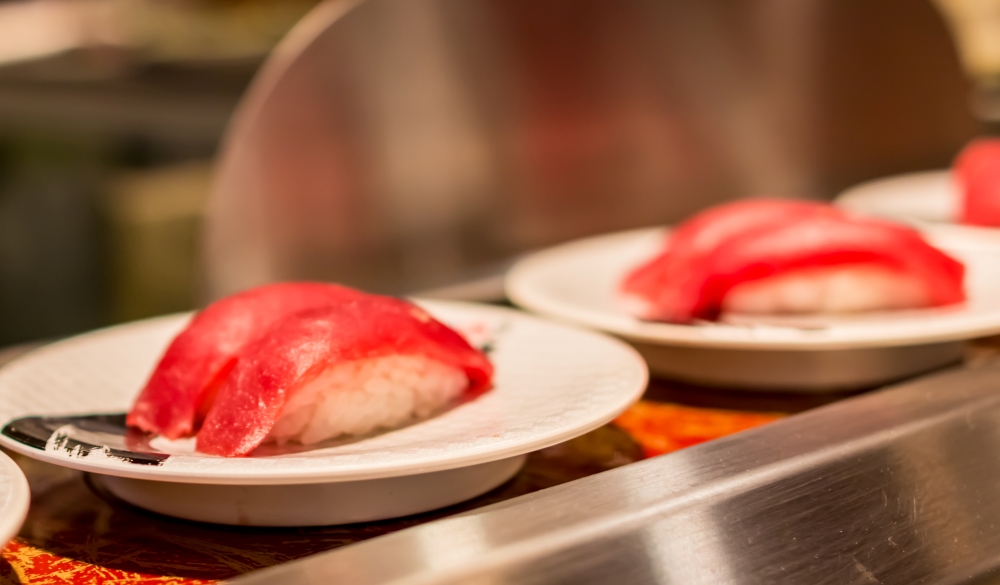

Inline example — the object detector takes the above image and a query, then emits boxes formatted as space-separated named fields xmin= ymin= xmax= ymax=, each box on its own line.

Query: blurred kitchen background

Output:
xmin=0 ymin=0 xmax=991 ymax=345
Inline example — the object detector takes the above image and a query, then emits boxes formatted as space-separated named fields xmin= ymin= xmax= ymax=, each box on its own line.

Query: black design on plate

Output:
xmin=477 ymin=319 xmax=512 ymax=356
xmin=2 ymin=413 xmax=169 ymax=466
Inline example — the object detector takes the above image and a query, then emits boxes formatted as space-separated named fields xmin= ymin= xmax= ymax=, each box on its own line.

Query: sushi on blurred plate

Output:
xmin=620 ymin=199 xmax=965 ymax=324
xmin=835 ymin=137 xmax=1000 ymax=227
xmin=956 ymin=138 xmax=1000 ymax=227
xmin=505 ymin=198 xmax=1000 ymax=390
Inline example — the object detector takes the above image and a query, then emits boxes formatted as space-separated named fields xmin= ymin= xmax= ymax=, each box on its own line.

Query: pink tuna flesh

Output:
xmin=957 ymin=138 xmax=1000 ymax=227
xmin=126 ymin=282 xmax=367 ymax=439
xmin=195 ymin=296 xmax=493 ymax=457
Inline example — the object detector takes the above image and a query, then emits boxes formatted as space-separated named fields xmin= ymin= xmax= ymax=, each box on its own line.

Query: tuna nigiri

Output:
xmin=127 ymin=283 xmax=493 ymax=457
xmin=127 ymin=282 xmax=367 ymax=439
xmin=622 ymin=199 xmax=965 ymax=323
xmin=956 ymin=138 xmax=1000 ymax=227
xmin=195 ymin=297 xmax=492 ymax=457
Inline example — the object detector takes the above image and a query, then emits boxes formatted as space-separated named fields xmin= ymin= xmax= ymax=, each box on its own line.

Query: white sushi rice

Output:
xmin=722 ymin=265 xmax=931 ymax=315
xmin=266 ymin=355 xmax=467 ymax=445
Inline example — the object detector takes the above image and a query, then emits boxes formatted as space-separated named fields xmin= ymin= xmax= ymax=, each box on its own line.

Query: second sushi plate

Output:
xmin=834 ymin=170 xmax=957 ymax=224
xmin=0 ymin=301 xmax=647 ymax=526
xmin=506 ymin=226 xmax=1000 ymax=391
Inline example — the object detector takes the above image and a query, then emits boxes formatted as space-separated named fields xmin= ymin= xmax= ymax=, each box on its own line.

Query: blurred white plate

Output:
xmin=835 ymin=170 xmax=958 ymax=224
xmin=0 ymin=301 xmax=646 ymax=525
xmin=506 ymin=226 xmax=1000 ymax=390
xmin=0 ymin=450 xmax=28 ymax=546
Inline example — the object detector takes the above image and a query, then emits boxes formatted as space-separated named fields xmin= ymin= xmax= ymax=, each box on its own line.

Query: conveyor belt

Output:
xmin=231 ymin=362 xmax=1000 ymax=584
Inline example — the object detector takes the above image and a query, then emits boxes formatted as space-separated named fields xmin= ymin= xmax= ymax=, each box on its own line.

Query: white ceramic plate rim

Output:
xmin=834 ymin=169 xmax=958 ymax=225
xmin=0 ymin=301 xmax=648 ymax=485
xmin=0 ymin=450 xmax=29 ymax=546
xmin=835 ymin=170 xmax=1000 ymax=239
xmin=506 ymin=226 xmax=1000 ymax=351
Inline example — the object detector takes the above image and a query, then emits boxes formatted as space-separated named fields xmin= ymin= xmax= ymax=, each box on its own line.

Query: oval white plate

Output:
xmin=506 ymin=226 xmax=1000 ymax=352
xmin=835 ymin=170 xmax=958 ymax=224
xmin=0 ymin=450 xmax=29 ymax=545
xmin=0 ymin=301 xmax=647 ymax=486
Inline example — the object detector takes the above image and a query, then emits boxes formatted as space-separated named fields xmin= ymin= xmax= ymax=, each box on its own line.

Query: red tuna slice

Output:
xmin=127 ymin=282 xmax=367 ymax=439
xmin=195 ymin=297 xmax=493 ymax=457
xmin=622 ymin=199 xmax=846 ymax=322
xmin=632 ymin=213 xmax=964 ymax=323
xmin=957 ymin=138 xmax=1000 ymax=226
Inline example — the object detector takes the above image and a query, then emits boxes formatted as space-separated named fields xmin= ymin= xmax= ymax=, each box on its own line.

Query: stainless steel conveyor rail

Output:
xmin=230 ymin=363 xmax=1000 ymax=585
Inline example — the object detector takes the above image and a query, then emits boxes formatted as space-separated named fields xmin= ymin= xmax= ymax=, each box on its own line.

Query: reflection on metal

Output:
xmin=206 ymin=0 xmax=974 ymax=299
xmin=234 ymin=363 xmax=1000 ymax=584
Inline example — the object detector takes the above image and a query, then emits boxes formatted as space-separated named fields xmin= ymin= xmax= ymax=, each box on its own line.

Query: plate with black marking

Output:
xmin=0 ymin=301 xmax=645 ymax=486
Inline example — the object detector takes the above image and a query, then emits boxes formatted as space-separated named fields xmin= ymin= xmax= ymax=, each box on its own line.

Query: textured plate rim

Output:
xmin=0 ymin=450 xmax=29 ymax=546
xmin=0 ymin=301 xmax=648 ymax=485
xmin=506 ymin=226 xmax=1000 ymax=351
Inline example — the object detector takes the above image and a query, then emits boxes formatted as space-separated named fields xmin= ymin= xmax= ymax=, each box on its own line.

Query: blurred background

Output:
xmin=0 ymin=0 xmax=992 ymax=345
xmin=0 ymin=0 xmax=318 ymax=344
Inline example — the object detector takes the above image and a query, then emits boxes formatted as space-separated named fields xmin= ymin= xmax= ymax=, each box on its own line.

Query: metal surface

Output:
xmin=232 ymin=363 xmax=1000 ymax=584
xmin=206 ymin=0 xmax=975 ymax=299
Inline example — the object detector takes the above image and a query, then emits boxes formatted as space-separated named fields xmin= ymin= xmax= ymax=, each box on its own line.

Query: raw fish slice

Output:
xmin=657 ymin=199 xmax=835 ymax=254
xmin=956 ymin=139 xmax=1000 ymax=226
xmin=622 ymin=199 xmax=845 ymax=322
xmin=624 ymin=208 xmax=965 ymax=323
xmin=195 ymin=297 xmax=493 ymax=457
xmin=127 ymin=282 xmax=366 ymax=439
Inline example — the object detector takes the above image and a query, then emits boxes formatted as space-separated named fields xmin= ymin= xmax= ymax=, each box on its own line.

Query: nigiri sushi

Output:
xmin=127 ymin=282 xmax=368 ymax=439
xmin=621 ymin=199 xmax=965 ymax=323
xmin=127 ymin=283 xmax=493 ymax=457
xmin=956 ymin=138 xmax=1000 ymax=227
xmin=622 ymin=199 xmax=839 ymax=318
xmin=196 ymin=297 xmax=492 ymax=457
